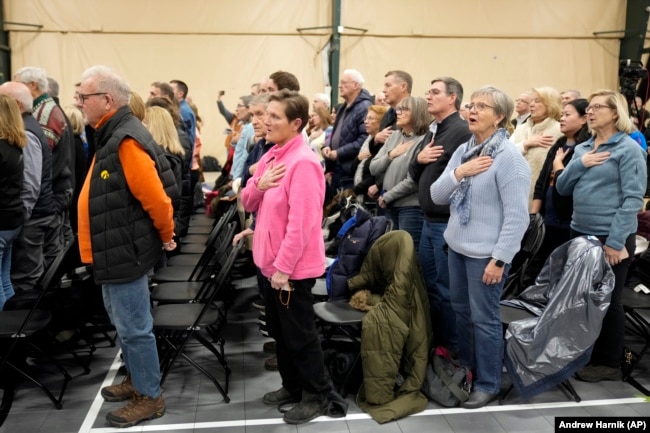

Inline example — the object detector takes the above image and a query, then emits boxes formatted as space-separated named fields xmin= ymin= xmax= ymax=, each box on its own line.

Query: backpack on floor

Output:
xmin=421 ymin=346 xmax=472 ymax=407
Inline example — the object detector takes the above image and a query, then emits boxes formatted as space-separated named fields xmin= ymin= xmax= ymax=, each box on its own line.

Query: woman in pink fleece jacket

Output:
xmin=241 ymin=89 xmax=331 ymax=424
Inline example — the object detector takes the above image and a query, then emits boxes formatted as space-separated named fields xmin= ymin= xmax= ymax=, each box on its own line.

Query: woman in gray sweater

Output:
xmin=369 ymin=96 xmax=430 ymax=250
xmin=431 ymin=86 xmax=530 ymax=409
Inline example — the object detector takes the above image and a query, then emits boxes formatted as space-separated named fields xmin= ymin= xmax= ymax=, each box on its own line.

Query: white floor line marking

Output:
xmin=78 ymin=349 xmax=122 ymax=433
xmin=84 ymin=396 xmax=649 ymax=432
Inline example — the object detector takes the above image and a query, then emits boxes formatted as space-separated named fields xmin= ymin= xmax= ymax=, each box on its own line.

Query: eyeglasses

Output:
xmin=365 ymin=116 xmax=378 ymax=122
xmin=586 ymin=103 xmax=612 ymax=112
xmin=78 ymin=92 xmax=107 ymax=103
xmin=465 ymin=102 xmax=495 ymax=112
xmin=395 ymin=107 xmax=410 ymax=114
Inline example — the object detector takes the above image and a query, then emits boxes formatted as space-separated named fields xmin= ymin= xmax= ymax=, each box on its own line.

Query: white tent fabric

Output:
xmin=5 ymin=0 xmax=626 ymax=160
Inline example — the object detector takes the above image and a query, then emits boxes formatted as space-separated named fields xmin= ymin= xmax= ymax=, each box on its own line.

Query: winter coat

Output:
xmin=348 ymin=230 xmax=433 ymax=423
xmin=325 ymin=89 xmax=373 ymax=184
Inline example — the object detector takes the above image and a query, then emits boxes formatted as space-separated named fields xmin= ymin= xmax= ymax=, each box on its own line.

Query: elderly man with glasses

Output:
xmin=76 ymin=65 xmax=178 ymax=428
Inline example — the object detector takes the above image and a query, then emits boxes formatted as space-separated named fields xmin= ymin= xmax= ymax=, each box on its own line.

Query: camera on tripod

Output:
xmin=620 ymin=59 xmax=648 ymax=80
xmin=619 ymin=59 xmax=648 ymax=104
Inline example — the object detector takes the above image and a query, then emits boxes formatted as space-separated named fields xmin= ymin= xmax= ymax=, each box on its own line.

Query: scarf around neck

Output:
xmin=450 ymin=128 xmax=508 ymax=225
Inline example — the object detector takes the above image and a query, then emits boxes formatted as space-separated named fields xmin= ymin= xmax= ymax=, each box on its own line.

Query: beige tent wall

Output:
xmin=5 ymin=0 xmax=626 ymax=162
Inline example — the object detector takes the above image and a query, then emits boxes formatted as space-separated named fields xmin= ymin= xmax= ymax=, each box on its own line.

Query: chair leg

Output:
xmin=6 ymin=360 xmax=66 ymax=409
xmin=194 ymin=332 xmax=231 ymax=392
xmin=0 ymin=382 xmax=15 ymax=427
xmin=558 ymin=380 xmax=581 ymax=402
xmin=622 ymin=308 xmax=650 ymax=394
xmin=157 ymin=331 xmax=230 ymax=403
xmin=499 ymin=384 xmax=514 ymax=404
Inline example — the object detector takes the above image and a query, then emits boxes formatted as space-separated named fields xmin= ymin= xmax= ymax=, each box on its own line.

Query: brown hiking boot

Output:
xmin=106 ymin=392 xmax=165 ymax=428
xmin=264 ymin=356 xmax=278 ymax=371
xmin=101 ymin=375 xmax=135 ymax=402
xmin=263 ymin=340 xmax=277 ymax=354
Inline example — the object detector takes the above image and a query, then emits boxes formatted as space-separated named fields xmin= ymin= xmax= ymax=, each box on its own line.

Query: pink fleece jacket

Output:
xmin=241 ymin=134 xmax=326 ymax=279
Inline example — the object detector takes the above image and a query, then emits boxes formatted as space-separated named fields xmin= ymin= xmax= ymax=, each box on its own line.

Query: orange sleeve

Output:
xmin=77 ymin=158 xmax=94 ymax=264
xmin=119 ymin=138 xmax=174 ymax=243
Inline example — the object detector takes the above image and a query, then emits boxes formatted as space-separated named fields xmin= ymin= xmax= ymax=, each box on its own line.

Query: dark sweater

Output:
xmin=533 ymin=139 xmax=576 ymax=222
xmin=0 ymin=139 xmax=25 ymax=230
xmin=410 ymin=113 xmax=471 ymax=222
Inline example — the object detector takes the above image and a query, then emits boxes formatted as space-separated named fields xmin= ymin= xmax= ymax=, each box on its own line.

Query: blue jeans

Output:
xmin=389 ymin=206 xmax=423 ymax=252
xmin=448 ymin=249 xmax=510 ymax=394
xmin=102 ymin=274 xmax=161 ymax=398
xmin=419 ymin=221 xmax=456 ymax=350
xmin=0 ymin=227 xmax=21 ymax=310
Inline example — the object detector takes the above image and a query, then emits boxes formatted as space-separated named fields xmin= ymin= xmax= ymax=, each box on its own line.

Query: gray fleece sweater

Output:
xmin=430 ymin=138 xmax=531 ymax=263
xmin=369 ymin=130 xmax=425 ymax=207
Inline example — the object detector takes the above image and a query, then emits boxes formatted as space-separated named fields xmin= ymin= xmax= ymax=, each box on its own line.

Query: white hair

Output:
xmin=81 ymin=65 xmax=131 ymax=107
xmin=14 ymin=66 xmax=49 ymax=93
xmin=0 ymin=82 xmax=34 ymax=112
xmin=314 ymin=92 xmax=331 ymax=109
xmin=343 ymin=69 xmax=365 ymax=86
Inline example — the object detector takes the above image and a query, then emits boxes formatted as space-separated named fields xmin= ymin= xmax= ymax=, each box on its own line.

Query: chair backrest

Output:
xmin=501 ymin=214 xmax=546 ymax=299
xmin=191 ymin=237 xmax=244 ymax=324
xmin=189 ymin=207 xmax=238 ymax=281
xmin=0 ymin=237 xmax=78 ymax=370
xmin=194 ymin=222 xmax=238 ymax=286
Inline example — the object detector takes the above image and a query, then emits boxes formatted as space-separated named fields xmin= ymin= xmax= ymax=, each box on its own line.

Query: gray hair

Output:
xmin=342 ymin=69 xmax=365 ymax=86
xmin=399 ymin=96 xmax=432 ymax=136
xmin=47 ymin=77 xmax=59 ymax=98
xmin=14 ymin=66 xmax=49 ymax=93
xmin=471 ymin=86 xmax=515 ymax=133
xmin=81 ymin=65 xmax=131 ymax=107
xmin=562 ymin=89 xmax=581 ymax=99
xmin=431 ymin=76 xmax=464 ymax=111
xmin=0 ymin=82 xmax=34 ymax=113
xmin=251 ymin=93 xmax=270 ymax=107
xmin=314 ymin=92 xmax=331 ymax=109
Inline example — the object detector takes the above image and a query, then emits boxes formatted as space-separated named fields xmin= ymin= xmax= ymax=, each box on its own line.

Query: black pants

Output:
xmin=571 ymin=230 xmax=636 ymax=367
xmin=262 ymin=277 xmax=331 ymax=397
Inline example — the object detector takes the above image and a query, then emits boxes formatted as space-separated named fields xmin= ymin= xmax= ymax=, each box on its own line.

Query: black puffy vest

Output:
xmin=23 ymin=113 xmax=54 ymax=219
xmin=89 ymin=106 xmax=178 ymax=284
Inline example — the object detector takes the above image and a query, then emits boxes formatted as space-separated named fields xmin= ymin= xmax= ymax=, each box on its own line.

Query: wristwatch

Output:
xmin=493 ymin=258 xmax=505 ymax=268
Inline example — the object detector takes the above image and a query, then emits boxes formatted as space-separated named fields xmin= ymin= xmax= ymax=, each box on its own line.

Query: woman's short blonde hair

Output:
xmin=63 ymin=105 xmax=85 ymax=135
xmin=129 ymin=91 xmax=146 ymax=121
xmin=531 ymin=87 xmax=562 ymax=121
xmin=588 ymin=89 xmax=634 ymax=134
xmin=144 ymin=106 xmax=185 ymax=156
xmin=367 ymin=105 xmax=389 ymax=123
xmin=0 ymin=94 xmax=27 ymax=148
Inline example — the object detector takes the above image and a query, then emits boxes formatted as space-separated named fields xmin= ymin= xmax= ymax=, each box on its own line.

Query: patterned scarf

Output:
xmin=450 ymin=128 xmax=508 ymax=225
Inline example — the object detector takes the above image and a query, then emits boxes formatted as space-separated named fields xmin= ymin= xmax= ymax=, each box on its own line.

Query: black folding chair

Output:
xmin=152 ymin=239 xmax=243 ymax=403
xmin=151 ymin=222 xmax=237 ymax=304
xmin=313 ymin=300 xmax=366 ymax=397
xmin=151 ymin=208 xmax=235 ymax=284
xmin=0 ymin=237 xmax=78 ymax=420
xmin=180 ymin=202 xmax=237 ymax=245
xmin=178 ymin=204 xmax=237 ymax=255
xmin=622 ymin=287 xmax=650 ymax=395
xmin=501 ymin=213 xmax=545 ymax=300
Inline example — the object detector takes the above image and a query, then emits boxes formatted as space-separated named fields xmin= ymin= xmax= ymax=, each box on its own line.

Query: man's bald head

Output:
xmin=0 ymin=81 xmax=34 ymax=113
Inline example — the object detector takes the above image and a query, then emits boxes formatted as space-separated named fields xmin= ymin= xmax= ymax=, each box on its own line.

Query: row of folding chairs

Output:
xmin=148 ymin=202 xmax=242 ymax=403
